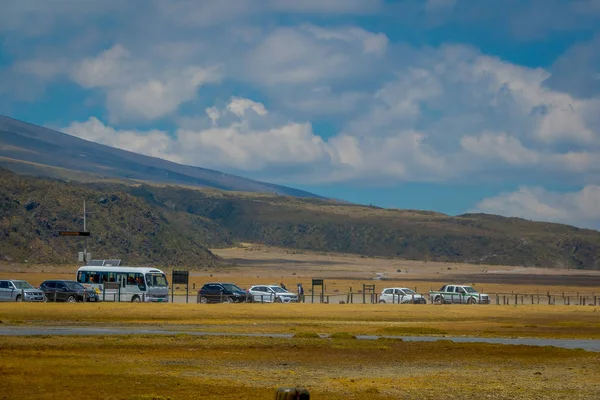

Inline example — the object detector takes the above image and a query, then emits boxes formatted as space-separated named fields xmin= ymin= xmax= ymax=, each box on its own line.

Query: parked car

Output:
xmin=429 ymin=284 xmax=490 ymax=304
xmin=379 ymin=287 xmax=426 ymax=304
xmin=40 ymin=280 xmax=100 ymax=302
xmin=0 ymin=280 xmax=46 ymax=302
xmin=197 ymin=282 xmax=252 ymax=303
xmin=249 ymin=285 xmax=299 ymax=303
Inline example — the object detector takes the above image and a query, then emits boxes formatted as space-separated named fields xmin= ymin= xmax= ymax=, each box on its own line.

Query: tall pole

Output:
xmin=83 ymin=200 xmax=87 ymax=264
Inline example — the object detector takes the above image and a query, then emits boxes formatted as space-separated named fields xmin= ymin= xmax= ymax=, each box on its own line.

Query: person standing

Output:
xmin=297 ymin=283 xmax=304 ymax=302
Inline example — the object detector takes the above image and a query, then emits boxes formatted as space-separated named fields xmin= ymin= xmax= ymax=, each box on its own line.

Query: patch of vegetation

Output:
xmin=330 ymin=332 xmax=356 ymax=339
xmin=2 ymin=168 xmax=600 ymax=269
xmin=111 ymin=181 xmax=600 ymax=269
xmin=0 ymin=169 xmax=228 ymax=266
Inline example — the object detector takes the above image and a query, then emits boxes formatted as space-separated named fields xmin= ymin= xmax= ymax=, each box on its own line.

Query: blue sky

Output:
xmin=1 ymin=0 xmax=600 ymax=229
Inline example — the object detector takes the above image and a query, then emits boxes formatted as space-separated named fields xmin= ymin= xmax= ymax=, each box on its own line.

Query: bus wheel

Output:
xmin=131 ymin=295 xmax=141 ymax=303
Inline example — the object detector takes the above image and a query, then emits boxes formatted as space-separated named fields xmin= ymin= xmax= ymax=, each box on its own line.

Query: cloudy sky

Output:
xmin=1 ymin=0 xmax=600 ymax=230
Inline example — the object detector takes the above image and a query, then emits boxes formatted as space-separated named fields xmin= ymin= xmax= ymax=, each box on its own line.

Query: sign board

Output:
xmin=59 ymin=231 xmax=91 ymax=236
xmin=172 ymin=270 xmax=189 ymax=285
xmin=312 ymin=279 xmax=323 ymax=286
xmin=103 ymin=282 xmax=120 ymax=290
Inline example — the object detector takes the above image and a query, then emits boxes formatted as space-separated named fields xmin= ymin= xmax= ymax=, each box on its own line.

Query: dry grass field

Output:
xmin=3 ymin=244 xmax=600 ymax=297
xmin=2 ymin=245 xmax=600 ymax=399
xmin=1 ymin=334 xmax=600 ymax=400
xmin=1 ymin=302 xmax=600 ymax=339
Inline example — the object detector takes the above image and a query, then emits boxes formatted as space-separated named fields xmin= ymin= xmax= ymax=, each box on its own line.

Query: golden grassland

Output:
xmin=1 ymin=334 xmax=600 ymax=400
xmin=3 ymin=242 xmax=600 ymax=298
xmin=2 ymin=303 xmax=600 ymax=339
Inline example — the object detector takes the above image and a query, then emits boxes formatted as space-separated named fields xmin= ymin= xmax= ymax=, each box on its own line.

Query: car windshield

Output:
xmin=270 ymin=287 xmax=287 ymax=293
xmin=145 ymin=273 xmax=168 ymax=287
xmin=65 ymin=282 xmax=85 ymax=290
xmin=464 ymin=287 xmax=477 ymax=293
xmin=402 ymin=289 xmax=415 ymax=294
xmin=12 ymin=281 xmax=35 ymax=289
xmin=223 ymin=283 xmax=243 ymax=292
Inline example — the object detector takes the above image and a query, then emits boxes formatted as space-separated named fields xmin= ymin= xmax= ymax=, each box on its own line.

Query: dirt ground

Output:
xmin=1 ymin=335 xmax=599 ymax=400
xmin=2 ymin=244 xmax=600 ymax=296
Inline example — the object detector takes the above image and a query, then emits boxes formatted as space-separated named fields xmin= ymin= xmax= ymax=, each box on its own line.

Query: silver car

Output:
xmin=249 ymin=285 xmax=299 ymax=303
xmin=0 ymin=280 xmax=47 ymax=302
xmin=379 ymin=287 xmax=427 ymax=304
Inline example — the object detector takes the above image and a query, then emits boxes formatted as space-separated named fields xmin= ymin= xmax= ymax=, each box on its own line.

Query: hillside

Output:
xmin=0 ymin=115 xmax=322 ymax=198
xmin=2 ymin=170 xmax=600 ymax=269
xmin=95 ymin=182 xmax=600 ymax=270
xmin=0 ymin=169 xmax=230 ymax=266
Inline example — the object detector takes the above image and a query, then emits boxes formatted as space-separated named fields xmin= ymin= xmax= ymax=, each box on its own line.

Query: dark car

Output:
xmin=197 ymin=282 xmax=252 ymax=303
xmin=40 ymin=280 xmax=99 ymax=302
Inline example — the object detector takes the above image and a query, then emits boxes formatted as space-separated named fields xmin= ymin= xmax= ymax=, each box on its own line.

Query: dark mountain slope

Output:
xmin=2 ymin=169 xmax=599 ymax=269
xmin=101 ymin=183 xmax=600 ymax=270
xmin=0 ymin=169 xmax=229 ymax=266
xmin=0 ymin=115 xmax=322 ymax=198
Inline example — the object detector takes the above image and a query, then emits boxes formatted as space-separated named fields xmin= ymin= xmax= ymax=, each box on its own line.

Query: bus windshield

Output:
xmin=146 ymin=273 xmax=168 ymax=287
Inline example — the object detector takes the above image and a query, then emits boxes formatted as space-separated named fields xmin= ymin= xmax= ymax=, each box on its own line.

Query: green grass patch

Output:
xmin=330 ymin=332 xmax=356 ymax=339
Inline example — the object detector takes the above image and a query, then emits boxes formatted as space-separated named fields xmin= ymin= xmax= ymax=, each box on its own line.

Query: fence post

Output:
xmin=496 ymin=294 xmax=499 ymax=305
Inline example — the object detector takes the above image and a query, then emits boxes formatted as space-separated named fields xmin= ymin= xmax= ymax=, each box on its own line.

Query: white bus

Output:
xmin=76 ymin=263 xmax=169 ymax=302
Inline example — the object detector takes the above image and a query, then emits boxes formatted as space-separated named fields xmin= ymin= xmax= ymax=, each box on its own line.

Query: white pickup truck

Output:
xmin=429 ymin=284 xmax=490 ymax=304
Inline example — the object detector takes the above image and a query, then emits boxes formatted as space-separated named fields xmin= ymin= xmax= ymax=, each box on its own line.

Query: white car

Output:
xmin=249 ymin=285 xmax=299 ymax=303
xmin=379 ymin=287 xmax=427 ymax=304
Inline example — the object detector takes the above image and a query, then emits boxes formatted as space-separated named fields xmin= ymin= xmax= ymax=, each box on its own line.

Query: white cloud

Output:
xmin=69 ymin=45 xmax=221 ymax=122
xmin=243 ymin=24 xmax=389 ymax=86
xmin=342 ymin=44 xmax=600 ymax=182
xmin=62 ymin=116 xmax=181 ymax=163
xmin=460 ymin=132 xmax=540 ymax=166
xmin=226 ymin=97 xmax=268 ymax=117
xmin=302 ymin=25 xmax=389 ymax=56
xmin=473 ymin=186 xmax=600 ymax=229
xmin=62 ymin=99 xmax=336 ymax=174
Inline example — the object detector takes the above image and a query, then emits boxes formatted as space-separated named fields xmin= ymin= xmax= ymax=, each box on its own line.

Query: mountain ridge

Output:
xmin=0 ymin=115 xmax=323 ymax=198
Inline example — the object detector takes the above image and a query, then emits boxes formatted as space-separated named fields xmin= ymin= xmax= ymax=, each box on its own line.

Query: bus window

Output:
xmin=125 ymin=273 xmax=146 ymax=290
xmin=77 ymin=271 xmax=87 ymax=283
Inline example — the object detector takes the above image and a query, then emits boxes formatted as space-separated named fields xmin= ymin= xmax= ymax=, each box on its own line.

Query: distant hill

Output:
xmin=0 ymin=115 xmax=323 ymax=198
xmin=2 ymin=169 xmax=599 ymax=270
xmin=0 ymin=169 xmax=229 ymax=266
xmin=120 ymin=184 xmax=599 ymax=269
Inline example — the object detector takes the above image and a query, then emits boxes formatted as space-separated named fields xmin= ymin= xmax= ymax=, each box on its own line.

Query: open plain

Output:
xmin=2 ymin=245 xmax=600 ymax=399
